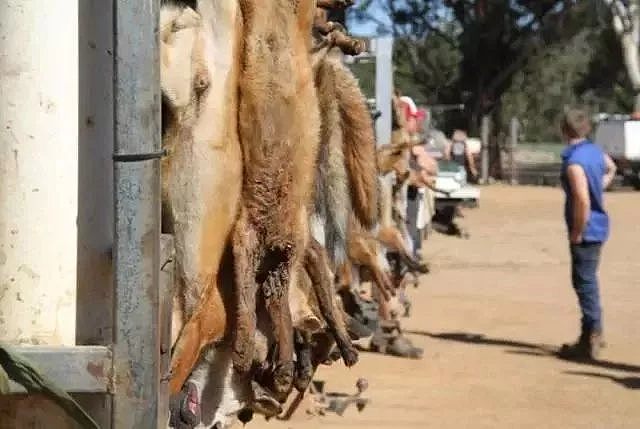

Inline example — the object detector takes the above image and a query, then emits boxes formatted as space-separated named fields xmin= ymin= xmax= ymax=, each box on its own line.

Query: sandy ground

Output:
xmin=261 ymin=185 xmax=640 ymax=429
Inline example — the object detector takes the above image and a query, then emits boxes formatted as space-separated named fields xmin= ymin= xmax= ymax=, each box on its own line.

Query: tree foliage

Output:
xmin=350 ymin=0 xmax=633 ymax=141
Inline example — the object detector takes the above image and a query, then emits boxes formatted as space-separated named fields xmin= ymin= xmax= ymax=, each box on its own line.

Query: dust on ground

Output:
xmin=261 ymin=185 xmax=640 ymax=429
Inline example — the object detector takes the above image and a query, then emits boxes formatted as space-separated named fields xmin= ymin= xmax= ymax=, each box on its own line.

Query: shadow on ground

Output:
xmin=564 ymin=371 xmax=640 ymax=390
xmin=406 ymin=330 xmax=640 ymax=374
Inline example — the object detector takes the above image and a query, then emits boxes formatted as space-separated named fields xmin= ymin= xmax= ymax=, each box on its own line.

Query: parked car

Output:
xmin=434 ymin=160 xmax=480 ymax=208
xmin=594 ymin=117 xmax=640 ymax=190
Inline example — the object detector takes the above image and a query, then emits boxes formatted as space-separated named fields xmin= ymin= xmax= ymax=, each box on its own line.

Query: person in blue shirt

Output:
xmin=558 ymin=109 xmax=616 ymax=360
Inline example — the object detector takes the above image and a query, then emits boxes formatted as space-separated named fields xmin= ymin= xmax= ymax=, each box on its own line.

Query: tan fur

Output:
xmin=303 ymin=238 xmax=358 ymax=366
xmin=160 ymin=2 xmax=244 ymax=395
xmin=377 ymin=224 xmax=428 ymax=275
xmin=232 ymin=0 xmax=320 ymax=398
xmin=332 ymin=57 xmax=379 ymax=229
xmin=312 ymin=49 xmax=351 ymax=265
xmin=377 ymin=226 xmax=411 ymax=257
xmin=346 ymin=216 xmax=394 ymax=302
xmin=290 ymin=269 xmax=325 ymax=335
xmin=377 ymin=145 xmax=410 ymax=176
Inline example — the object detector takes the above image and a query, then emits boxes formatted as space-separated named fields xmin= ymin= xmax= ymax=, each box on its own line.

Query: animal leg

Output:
xmin=367 ymin=264 xmax=393 ymax=302
xmin=260 ymin=247 xmax=295 ymax=401
xmin=398 ymin=250 xmax=430 ymax=274
xmin=336 ymin=259 xmax=353 ymax=291
xmin=377 ymin=226 xmax=429 ymax=274
xmin=349 ymin=237 xmax=394 ymax=301
xmin=325 ymin=29 xmax=364 ymax=56
xmin=316 ymin=0 xmax=354 ymax=9
xmin=304 ymin=240 xmax=358 ymax=367
xmin=169 ymin=280 xmax=227 ymax=394
xmin=232 ymin=207 xmax=260 ymax=374
xmin=314 ymin=20 xmax=346 ymax=36
xmin=293 ymin=329 xmax=314 ymax=392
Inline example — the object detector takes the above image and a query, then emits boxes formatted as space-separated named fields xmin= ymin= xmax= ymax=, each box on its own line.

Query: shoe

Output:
xmin=387 ymin=335 xmax=423 ymax=359
xmin=558 ymin=332 xmax=604 ymax=361
xmin=370 ymin=328 xmax=423 ymax=359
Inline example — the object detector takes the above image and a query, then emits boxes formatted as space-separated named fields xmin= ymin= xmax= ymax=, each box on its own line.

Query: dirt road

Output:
xmin=264 ymin=185 xmax=640 ymax=429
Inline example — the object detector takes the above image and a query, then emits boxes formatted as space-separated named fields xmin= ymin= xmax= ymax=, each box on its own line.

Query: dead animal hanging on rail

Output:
xmin=231 ymin=0 xmax=321 ymax=401
xmin=159 ymin=1 xmax=243 ymax=396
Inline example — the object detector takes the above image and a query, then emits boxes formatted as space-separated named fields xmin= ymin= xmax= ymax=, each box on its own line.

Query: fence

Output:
xmin=503 ymin=143 xmax=563 ymax=187
xmin=478 ymin=116 xmax=563 ymax=187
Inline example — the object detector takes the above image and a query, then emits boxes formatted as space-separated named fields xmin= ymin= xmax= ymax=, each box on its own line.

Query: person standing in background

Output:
xmin=397 ymin=95 xmax=422 ymax=257
xmin=446 ymin=129 xmax=478 ymax=183
xmin=558 ymin=109 xmax=616 ymax=360
xmin=397 ymin=96 xmax=438 ymax=258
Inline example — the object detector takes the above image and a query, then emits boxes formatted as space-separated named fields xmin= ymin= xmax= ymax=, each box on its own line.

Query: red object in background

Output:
xmin=398 ymin=96 xmax=419 ymax=134
xmin=399 ymin=96 xmax=417 ymax=118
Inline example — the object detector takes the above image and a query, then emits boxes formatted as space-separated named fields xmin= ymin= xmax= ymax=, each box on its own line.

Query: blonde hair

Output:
xmin=561 ymin=109 xmax=592 ymax=139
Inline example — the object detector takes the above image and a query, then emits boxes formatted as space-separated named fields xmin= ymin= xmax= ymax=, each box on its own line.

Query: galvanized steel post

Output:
xmin=375 ymin=36 xmax=394 ymax=147
xmin=111 ymin=1 xmax=162 ymax=427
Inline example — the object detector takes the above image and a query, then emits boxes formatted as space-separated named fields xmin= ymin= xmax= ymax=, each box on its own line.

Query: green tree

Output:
xmin=501 ymin=6 xmax=634 ymax=141
xmin=353 ymin=0 xmax=583 ymax=134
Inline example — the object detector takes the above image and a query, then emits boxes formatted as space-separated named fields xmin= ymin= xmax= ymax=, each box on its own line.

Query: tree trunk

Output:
xmin=620 ymin=31 xmax=640 ymax=111
xmin=609 ymin=0 xmax=640 ymax=112
xmin=468 ymin=93 xmax=484 ymax=136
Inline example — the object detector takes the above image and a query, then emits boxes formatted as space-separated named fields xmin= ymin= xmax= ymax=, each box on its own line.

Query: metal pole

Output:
xmin=480 ymin=115 xmax=491 ymax=184
xmin=375 ymin=36 xmax=394 ymax=147
xmin=510 ymin=117 xmax=519 ymax=185
xmin=112 ymin=1 xmax=162 ymax=428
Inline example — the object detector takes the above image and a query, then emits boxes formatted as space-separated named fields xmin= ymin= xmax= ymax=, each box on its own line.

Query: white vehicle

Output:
xmin=422 ymin=128 xmax=480 ymax=206
xmin=594 ymin=118 xmax=640 ymax=189
xmin=434 ymin=160 xmax=480 ymax=208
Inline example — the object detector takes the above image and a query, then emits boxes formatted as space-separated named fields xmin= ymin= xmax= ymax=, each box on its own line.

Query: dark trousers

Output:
xmin=406 ymin=186 xmax=421 ymax=256
xmin=570 ymin=242 xmax=603 ymax=335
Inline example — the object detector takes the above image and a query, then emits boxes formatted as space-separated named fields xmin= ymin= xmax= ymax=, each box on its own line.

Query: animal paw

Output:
xmin=271 ymin=360 xmax=295 ymax=399
xmin=231 ymin=336 xmax=255 ymax=374
xmin=340 ymin=346 xmax=359 ymax=367
xmin=250 ymin=381 xmax=283 ymax=417
xmin=294 ymin=369 xmax=313 ymax=393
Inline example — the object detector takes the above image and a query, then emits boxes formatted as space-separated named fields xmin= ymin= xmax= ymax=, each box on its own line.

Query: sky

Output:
xmin=347 ymin=2 xmax=390 ymax=37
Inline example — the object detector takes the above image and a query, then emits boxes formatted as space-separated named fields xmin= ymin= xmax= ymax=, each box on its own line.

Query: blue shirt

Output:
xmin=560 ymin=140 xmax=609 ymax=243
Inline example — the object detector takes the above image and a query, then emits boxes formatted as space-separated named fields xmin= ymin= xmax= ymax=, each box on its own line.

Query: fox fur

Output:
xmin=333 ymin=54 xmax=379 ymax=229
xmin=232 ymin=0 xmax=320 ymax=398
xmin=312 ymin=49 xmax=351 ymax=266
xmin=346 ymin=216 xmax=394 ymax=302
xmin=160 ymin=1 xmax=244 ymax=395
xmin=311 ymin=46 xmax=379 ymax=261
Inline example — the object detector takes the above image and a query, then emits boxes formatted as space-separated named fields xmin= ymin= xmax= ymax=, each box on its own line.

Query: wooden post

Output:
xmin=480 ymin=115 xmax=491 ymax=184
xmin=510 ymin=117 xmax=519 ymax=185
